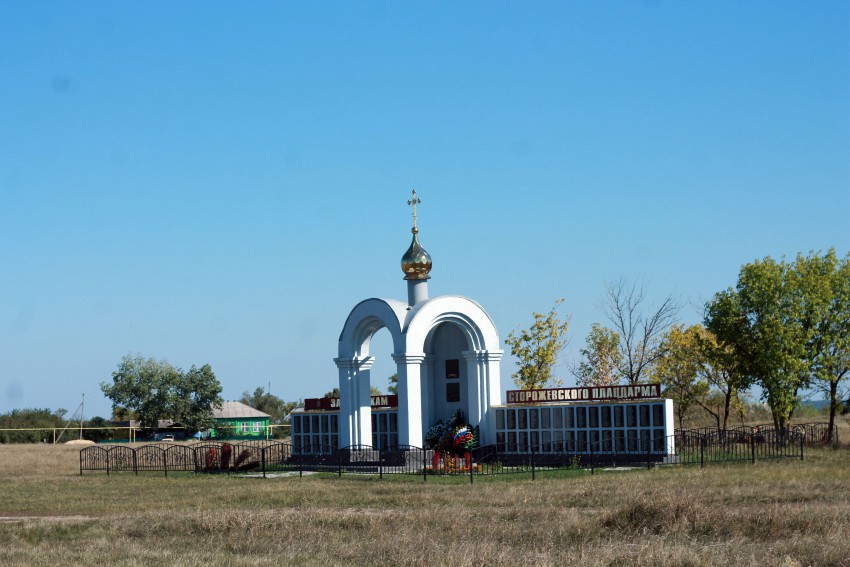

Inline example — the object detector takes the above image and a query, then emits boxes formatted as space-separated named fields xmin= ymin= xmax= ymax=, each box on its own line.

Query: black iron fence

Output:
xmin=80 ymin=427 xmax=805 ymax=480
xmin=675 ymin=422 xmax=836 ymax=446
xmin=675 ymin=428 xmax=805 ymax=466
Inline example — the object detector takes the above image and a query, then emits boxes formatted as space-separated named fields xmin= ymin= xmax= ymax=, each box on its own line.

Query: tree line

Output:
xmin=506 ymin=249 xmax=849 ymax=440
xmin=0 ymin=408 xmax=115 ymax=443
xmin=100 ymin=354 xmax=302 ymax=437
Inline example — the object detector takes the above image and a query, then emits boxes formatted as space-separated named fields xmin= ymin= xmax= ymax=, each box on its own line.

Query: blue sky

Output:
xmin=1 ymin=2 xmax=848 ymax=419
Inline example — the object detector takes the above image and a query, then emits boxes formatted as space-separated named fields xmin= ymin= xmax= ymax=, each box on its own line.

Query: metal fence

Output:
xmin=676 ymin=422 xmax=836 ymax=446
xmin=79 ymin=427 xmax=805 ymax=480
xmin=675 ymin=428 xmax=805 ymax=466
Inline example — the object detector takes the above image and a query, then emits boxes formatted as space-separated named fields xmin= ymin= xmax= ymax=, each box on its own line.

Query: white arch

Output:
xmin=336 ymin=298 xmax=407 ymax=446
xmin=399 ymin=296 xmax=503 ymax=446
xmin=336 ymin=295 xmax=503 ymax=447
xmin=403 ymin=295 xmax=499 ymax=353
xmin=338 ymin=298 xmax=407 ymax=358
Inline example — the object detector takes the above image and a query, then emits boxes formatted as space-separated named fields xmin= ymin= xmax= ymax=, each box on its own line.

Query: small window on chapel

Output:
xmin=445 ymin=359 xmax=460 ymax=379
xmin=446 ymin=382 xmax=461 ymax=402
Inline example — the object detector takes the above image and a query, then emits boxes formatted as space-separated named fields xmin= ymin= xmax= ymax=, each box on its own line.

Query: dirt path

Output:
xmin=0 ymin=513 xmax=95 ymax=523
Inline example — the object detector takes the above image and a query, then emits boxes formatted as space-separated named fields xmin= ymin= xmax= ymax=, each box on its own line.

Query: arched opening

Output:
xmin=366 ymin=327 xmax=396 ymax=397
xmin=336 ymin=298 xmax=407 ymax=448
xmin=362 ymin=327 xmax=399 ymax=449
xmin=422 ymin=322 xmax=471 ymax=434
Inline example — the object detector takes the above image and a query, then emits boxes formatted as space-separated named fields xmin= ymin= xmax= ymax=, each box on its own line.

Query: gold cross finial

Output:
xmin=407 ymin=189 xmax=421 ymax=233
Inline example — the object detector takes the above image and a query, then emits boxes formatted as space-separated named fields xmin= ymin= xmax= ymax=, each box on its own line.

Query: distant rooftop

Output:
xmin=212 ymin=401 xmax=270 ymax=419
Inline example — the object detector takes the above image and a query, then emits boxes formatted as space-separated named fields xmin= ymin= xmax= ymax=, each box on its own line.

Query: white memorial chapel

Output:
xmin=290 ymin=192 xmax=673 ymax=458
xmin=335 ymin=191 xmax=503 ymax=448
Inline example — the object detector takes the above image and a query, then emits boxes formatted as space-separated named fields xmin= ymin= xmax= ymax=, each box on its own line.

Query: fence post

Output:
xmin=379 ymin=447 xmax=383 ymax=481
xmin=106 ymin=448 xmax=110 ymax=476
xmin=750 ymin=433 xmax=756 ymax=464
xmin=646 ymin=438 xmax=651 ymax=471
xmin=338 ymin=447 xmax=342 ymax=478
xmin=163 ymin=449 xmax=168 ymax=478
xmin=800 ymin=434 xmax=804 ymax=461
xmin=530 ymin=446 xmax=535 ymax=481
xmin=700 ymin=437 xmax=704 ymax=469
xmin=423 ymin=450 xmax=427 ymax=483
xmin=469 ymin=451 xmax=474 ymax=485
xmin=261 ymin=447 xmax=266 ymax=478
xmin=79 ymin=450 xmax=83 ymax=476
xmin=133 ymin=450 xmax=138 ymax=476
xmin=590 ymin=443 xmax=594 ymax=476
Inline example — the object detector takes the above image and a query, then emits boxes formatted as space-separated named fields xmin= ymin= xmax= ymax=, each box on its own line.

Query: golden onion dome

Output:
xmin=401 ymin=227 xmax=432 ymax=280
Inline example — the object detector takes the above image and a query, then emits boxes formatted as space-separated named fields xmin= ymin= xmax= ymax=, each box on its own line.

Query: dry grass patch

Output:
xmin=0 ymin=445 xmax=849 ymax=566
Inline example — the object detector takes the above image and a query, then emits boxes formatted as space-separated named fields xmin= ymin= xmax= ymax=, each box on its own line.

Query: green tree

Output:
xmin=799 ymin=250 xmax=850 ymax=443
xmin=239 ymin=386 xmax=301 ymax=424
xmin=387 ymin=373 xmax=398 ymax=395
xmin=84 ymin=416 xmax=115 ymax=443
xmin=572 ymin=323 xmax=622 ymax=387
xmin=505 ymin=299 xmax=570 ymax=390
xmin=705 ymin=254 xmax=830 ymax=432
xmin=100 ymin=354 xmax=223 ymax=433
xmin=601 ymin=278 xmax=680 ymax=384
xmin=653 ymin=324 xmax=707 ymax=428
xmin=175 ymin=364 xmax=222 ymax=434
xmin=694 ymin=326 xmax=751 ymax=430
xmin=654 ymin=324 xmax=749 ymax=429
xmin=0 ymin=408 xmax=66 ymax=443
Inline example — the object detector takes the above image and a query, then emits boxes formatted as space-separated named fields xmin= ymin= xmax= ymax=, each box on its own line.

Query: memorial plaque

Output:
xmin=446 ymin=382 xmax=460 ymax=402
xmin=445 ymin=359 xmax=460 ymax=379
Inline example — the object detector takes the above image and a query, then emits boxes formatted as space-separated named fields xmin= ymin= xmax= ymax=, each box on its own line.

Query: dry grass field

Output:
xmin=0 ymin=442 xmax=849 ymax=566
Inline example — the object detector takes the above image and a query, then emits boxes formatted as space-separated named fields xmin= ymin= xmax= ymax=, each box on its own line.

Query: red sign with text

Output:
xmin=506 ymin=384 xmax=661 ymax=404
xmin=304 ymin=395 xmax=398 ymax=411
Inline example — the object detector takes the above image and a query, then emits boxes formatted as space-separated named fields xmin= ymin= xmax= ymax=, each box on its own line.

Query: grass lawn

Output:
xmin=1 ymin=443 xmax=849 ymax=566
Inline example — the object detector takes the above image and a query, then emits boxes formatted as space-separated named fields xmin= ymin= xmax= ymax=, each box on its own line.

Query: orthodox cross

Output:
xmin=407 ymin=189 xmax=421 ymax=231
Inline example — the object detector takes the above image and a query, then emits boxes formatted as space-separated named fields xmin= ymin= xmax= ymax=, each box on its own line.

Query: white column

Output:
xmin=461 ymin=349 xmax=503 ymax=446
xmin=462 ymin=351 xmax=484 ymax=427
xmin=420 ymin=355 xmax=435 ymax=430
xmin=392 ymin=353 xmax=426 ymax=447
xmin=664 ymin=398 xmax=675 ymax=456
xmin=334 ymin=356 xmax=374 ymax=447
xmin=356 ymin=357 xmax=375 ymax=448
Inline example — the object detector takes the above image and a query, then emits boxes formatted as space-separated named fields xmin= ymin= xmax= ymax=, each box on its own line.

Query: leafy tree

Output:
xmin=101 ymin=355 xmax=180 ymax=428
xmin=84 ymin=416 xmax=115 ymax=443
xmin=240 ymin=386 xmax=301 ymax=424
xmin=601 ymin=278 xmax=680 ymax=384
xmin=693 ymin=326 xmax=751 ymax=430
xmin=0 ymin=408 xmax=66 ymax=443
xmin=101 ymin=354 xmax=223 ymax=433
xmin=572 ymin=323 xmax=623 ymax=387
xmin=652 ymin=325 xmax=707 ymax=428
xmin=388 ymin=373 xmax=398 ymax=395
xmin=0 ymin=408 xmax=113 ymax=444
xmin=505 ymin=299 xmax=570 ymax=390
xmin=704 ymin=254 xmax=834 ymax=432
xmin=654 ymin=324 xmax=750 ymax=429
xmin=175 ymin=364 xmax=222 ymax=434
xmin=799 ymin=250 xmax=850 ymax=443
